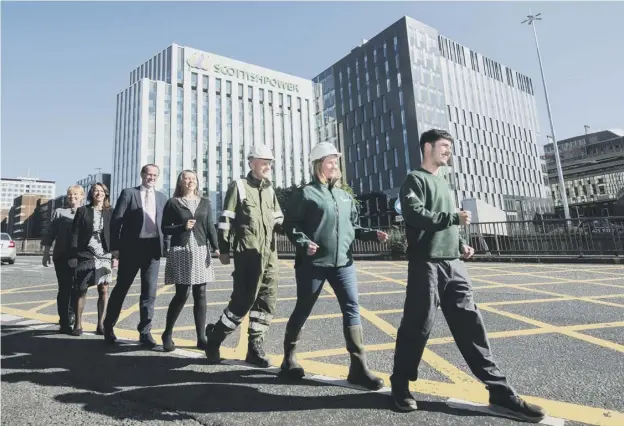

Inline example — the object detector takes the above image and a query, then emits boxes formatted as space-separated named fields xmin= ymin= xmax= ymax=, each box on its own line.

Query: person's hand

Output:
xmin=461 ymin=245 xmax=475 ymax=260
xmin=42 ymin=253 xmax=51 ymax=267
xmin=214 ymin=250 xmax=220 ymax=257
xmin=377 ymin=231 xmax=388 ymax=242
xmin=219 ymin=253 xmax=230 ymax=265
xmin=68 ymin=258 xmax=78 ymax=268
xmin=307 ymin=242 xmax=319 ymax=256
xmin=186 ymin=219 xmax=196 ymax=230
xmin=112 ymin=259 xmax=119 ymax=269
xmin=458 ymin=210 xmax=472 ymax=225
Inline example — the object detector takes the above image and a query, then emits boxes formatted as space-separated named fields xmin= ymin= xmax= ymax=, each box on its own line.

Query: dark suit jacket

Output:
xmin=161 ymin=197 xmax=219 ymax=250
xmin=110 ymin=186 xmax=169 ymax=257
xmin=69 ymin=206 xmax=112 ymax=259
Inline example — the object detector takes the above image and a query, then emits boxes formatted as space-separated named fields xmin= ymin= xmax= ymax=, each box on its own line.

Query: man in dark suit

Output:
xmin=104 ymin=164 xmax=168 ymax=347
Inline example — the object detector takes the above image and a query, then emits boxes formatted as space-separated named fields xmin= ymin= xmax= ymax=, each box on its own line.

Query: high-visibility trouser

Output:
xmin=214 ymin=248 xmax=278 ymax=343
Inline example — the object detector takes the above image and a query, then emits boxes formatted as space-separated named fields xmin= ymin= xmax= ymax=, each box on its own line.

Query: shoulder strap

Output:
xmin=235 ymin=179 xmax=247 ymax=202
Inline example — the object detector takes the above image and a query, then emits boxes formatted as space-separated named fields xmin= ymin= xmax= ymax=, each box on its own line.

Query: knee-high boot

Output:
xmin=344 ymin=325 xmax=384 ymax=390
xmin=279 ymin=327 xmax=305 ymax=379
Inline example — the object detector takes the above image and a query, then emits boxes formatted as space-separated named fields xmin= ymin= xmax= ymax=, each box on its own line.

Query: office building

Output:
xmin=544 ymin=129 xmax=624 ymax=216
xmin=77 ymin=172 xmax=112 ymax=197
xmin=112 ymin=44 xmax=316 ymax=216
xmin=6 ymin=194 xmax=50 ymax=240
xmin=1 ymin=177 xmax=55 ymax=210
xmin=314 ymin=16 xmax=550 ymax=219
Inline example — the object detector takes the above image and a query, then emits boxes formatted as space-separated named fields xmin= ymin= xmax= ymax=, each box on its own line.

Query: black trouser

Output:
xmin=391 ymin=258 xmax=515 ymax=398
xmin=164 ymin=284 xmax=207 ymax=340
xmin=104 ymin=238 xmax=161 ymax=335
xmin=53 ymin=256 xmax=76 ymax=328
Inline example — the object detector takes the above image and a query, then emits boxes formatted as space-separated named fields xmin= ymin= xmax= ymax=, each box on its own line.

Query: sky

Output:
xmin=2 ymin=1 xmax=623 ymax=196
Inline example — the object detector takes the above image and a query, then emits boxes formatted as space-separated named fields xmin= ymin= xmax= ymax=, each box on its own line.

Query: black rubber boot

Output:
xmin=279 ymin=329 xmax=305 ymax=379
xmin=344 ymin=325 xmax=384 ymax=390
xmin=205 ymin=322 xmax=226 ymax=364
xmin=245 ymin=339 xmax=271 ymax=368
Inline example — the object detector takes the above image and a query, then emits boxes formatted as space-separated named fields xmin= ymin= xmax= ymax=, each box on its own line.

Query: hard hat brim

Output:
xmin=310 ymin=152 xmax=341 ymax=162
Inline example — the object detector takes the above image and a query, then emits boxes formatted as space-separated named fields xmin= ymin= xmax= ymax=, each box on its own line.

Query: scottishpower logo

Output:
xmin=186 ymin=53 xmax=211 ymax=71
xmin=186 ymin=53 xmax=299 ymax=93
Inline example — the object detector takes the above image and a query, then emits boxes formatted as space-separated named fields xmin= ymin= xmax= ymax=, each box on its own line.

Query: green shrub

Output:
xmin=387 ymin=227 xmax=407 ymax=254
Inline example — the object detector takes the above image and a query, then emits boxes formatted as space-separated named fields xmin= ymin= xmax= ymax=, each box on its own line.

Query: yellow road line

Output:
xmin=2 ymin=304 xmax=623 ymax=425
xmin=272 ymin=312 xmax=342 ymax=324
xmin=481 ymin=294 xmax=624 ymax=307
xmin=357 ymin=269 xmax=406 ymax=286
xmin=479 ymin=305 xmax=624 ymax=353
xmin=115 ymin=285 xmax=170 ymax=324
xmin=27 ymin=300 xmax=57 ymax=313
xmin=473 ymin=265 xmax=624 ymax=286
xmin=0 ymin=283 xmax=58 ymax=294
xmin=357 ymin=304 xmax=480 ymax=389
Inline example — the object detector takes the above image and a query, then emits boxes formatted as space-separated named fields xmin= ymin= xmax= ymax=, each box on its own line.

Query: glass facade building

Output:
xmin=112 ymin=44 xmax=316 ymax=219
xmin=313 ymin=16 xmax=550 ymax=218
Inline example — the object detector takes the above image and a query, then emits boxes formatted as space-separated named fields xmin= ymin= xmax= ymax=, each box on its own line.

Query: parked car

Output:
xmin=1 ymin=233 xmax=16 ymax=264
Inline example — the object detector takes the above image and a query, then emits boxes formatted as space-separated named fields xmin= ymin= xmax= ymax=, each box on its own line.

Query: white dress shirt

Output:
xmin=139 ymin=185 xmax=159 ymax=239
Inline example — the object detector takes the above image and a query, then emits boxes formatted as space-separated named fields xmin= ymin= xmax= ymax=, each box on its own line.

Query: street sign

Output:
xmin=394 ymin=198 xmax=402 ymax=215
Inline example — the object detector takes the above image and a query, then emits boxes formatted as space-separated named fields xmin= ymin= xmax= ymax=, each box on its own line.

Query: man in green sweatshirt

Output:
xmin=390 ymin=129 xmax=545 ymax=423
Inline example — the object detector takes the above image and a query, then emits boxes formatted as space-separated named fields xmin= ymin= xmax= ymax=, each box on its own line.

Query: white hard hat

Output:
xmin=247 ymin=144 xmax=274 ymax=161
xmin=309 ymin=142 xmax=342 ymax=163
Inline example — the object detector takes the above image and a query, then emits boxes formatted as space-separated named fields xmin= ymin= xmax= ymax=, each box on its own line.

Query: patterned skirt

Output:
xmin=74 ymin=234 xmax=112 ymax=291
xmin=164 ymin=233 xmax=215 ymax=286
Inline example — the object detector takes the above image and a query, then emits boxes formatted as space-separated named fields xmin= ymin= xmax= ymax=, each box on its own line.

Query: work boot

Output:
xmin=279 ymin=329 xmax=305 ymax=379
xmin=204 ymin=323 xmax=226 ymax=364
xmin=489 ymin=394 xmax=545 ymax=423
xmin=245 ymin=339 xmax=271 ymax=368
xmin=344 ymin=325 xmax=384 ymax=390
xmin=390 ymin=376 xmax=417 ymax=412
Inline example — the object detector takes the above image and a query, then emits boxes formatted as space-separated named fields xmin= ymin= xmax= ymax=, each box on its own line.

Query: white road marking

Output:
xmin=0 ymin=314 xmax=21 ymax=322
xmin=446 ymin=398 xmax=565 ymax=426
xmin=1 ymin=321 xmax=55 ymax=337
xmin=14 ymin=319 xmax=41 ymax=326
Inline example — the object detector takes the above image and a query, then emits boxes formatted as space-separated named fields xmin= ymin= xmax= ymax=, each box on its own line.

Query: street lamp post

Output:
xmin=522 ymin=12 xmax=571 ymax=220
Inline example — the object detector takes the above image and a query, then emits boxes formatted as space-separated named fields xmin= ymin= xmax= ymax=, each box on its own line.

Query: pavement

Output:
xmin=1 ymin=256 xmax=623 ymax=426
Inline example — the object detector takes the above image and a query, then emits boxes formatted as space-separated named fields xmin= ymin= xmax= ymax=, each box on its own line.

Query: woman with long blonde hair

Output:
xmin=280 ymin=142 xmax=388 ymax=390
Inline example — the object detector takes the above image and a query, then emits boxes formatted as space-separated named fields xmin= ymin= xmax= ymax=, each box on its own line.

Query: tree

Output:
xmin=275 ymin=183 xmax=300 ymax=213
xmin=342 ymin=182 xmax=362 ymax=209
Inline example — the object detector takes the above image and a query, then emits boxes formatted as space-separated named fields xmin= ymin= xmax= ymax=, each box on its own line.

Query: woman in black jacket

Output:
xmin=69 ymin=182 xmax=116 ymax=336
xmin=161 ymin=170 xmax=219 ymax=352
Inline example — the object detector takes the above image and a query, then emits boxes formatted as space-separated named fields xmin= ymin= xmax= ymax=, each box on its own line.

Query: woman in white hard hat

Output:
xmin=280 ymin=142 xmax=388 ymax=390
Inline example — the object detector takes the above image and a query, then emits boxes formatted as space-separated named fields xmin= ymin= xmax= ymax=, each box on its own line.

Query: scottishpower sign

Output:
xmin=186 ymin=53 xmax=299 ymax=93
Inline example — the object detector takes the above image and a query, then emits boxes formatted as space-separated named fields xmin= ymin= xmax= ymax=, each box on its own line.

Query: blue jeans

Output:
xmin=286 ymin=263 xmax=361 ymax=333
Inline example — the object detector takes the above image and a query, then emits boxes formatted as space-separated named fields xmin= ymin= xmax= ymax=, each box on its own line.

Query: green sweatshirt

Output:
xmin=284 ymin=180 xmax=379 ymax=267
xmin=400 ymin=168 xmax=466 ymax=260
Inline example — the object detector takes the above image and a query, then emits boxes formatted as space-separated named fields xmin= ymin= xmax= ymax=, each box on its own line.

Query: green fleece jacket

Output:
xmin=284 ymin=180 xmax=379 ymax=267
xmin=400 ymin=168 xmax=466 ymax=260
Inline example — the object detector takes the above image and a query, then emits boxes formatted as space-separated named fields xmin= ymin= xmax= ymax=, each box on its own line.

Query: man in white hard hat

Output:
xmin=204 ymin=144 xmax=284 ymax=368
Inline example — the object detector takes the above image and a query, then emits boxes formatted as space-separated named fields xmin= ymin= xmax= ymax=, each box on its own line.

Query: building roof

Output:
xmin=1 ymin=177 xmax=55 ymax=184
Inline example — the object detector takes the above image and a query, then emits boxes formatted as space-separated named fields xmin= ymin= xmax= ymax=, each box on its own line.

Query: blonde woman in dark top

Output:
xmin=41 ymin=185 xmax=85 ymax=334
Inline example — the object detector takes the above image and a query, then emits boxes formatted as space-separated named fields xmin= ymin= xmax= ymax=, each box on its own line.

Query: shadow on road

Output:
xmin=1 ymin=329 xmax=484 ymax=422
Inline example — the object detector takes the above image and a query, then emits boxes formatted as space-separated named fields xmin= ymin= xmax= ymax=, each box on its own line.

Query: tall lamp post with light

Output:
xmin=522 ymin=12 xmax=571 ymax=220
